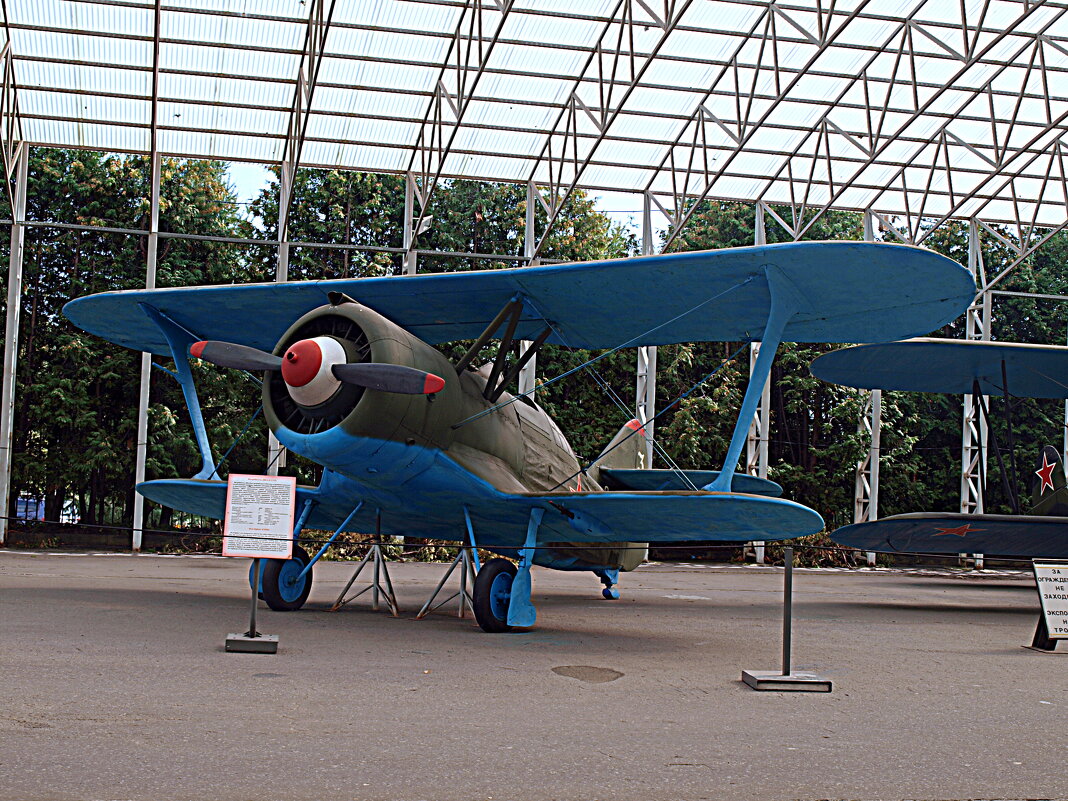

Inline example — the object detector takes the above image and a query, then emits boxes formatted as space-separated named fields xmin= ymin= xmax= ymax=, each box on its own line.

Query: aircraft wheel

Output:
xmin=473 ymin=558 xmax=517 ymax=633
xmin=602 ymin=587 xmax=620 ymax=600
xmin=262 ymin=546 xmax=313 ymax=611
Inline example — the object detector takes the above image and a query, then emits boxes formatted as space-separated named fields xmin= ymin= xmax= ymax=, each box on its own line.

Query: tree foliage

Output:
xmin=8 ymin=150 xmax=1068 ymax=551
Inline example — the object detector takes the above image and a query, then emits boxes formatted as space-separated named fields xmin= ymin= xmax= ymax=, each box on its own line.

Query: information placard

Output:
xmin=1033 ymin=560 xmax=1068 ymax=639
xmin=222 ymin=474 xmax=296 ymax=559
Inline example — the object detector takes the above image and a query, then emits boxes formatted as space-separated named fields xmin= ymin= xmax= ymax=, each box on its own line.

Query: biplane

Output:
xmin=811 ymin=338 xmax=1068 ymax=560
xmin=64 ymin=242 xmax=974 ymax=631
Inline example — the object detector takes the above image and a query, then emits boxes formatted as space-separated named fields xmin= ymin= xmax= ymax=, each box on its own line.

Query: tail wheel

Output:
xmin=473 ymin=558 xmax=518 ymax=633
xmin=262 ymin=545 xmax=313 ymax=611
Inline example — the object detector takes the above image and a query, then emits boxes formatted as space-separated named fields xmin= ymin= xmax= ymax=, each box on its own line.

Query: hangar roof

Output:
xmin=4 ymin=0 xmax=1068 ymax=242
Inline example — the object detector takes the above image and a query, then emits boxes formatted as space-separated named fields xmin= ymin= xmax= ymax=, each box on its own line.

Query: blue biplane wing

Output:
xmin=139 ymin=478 xmax=822 ymax=545
xmin=811 ymin=338 xmax=1068 ymax=399
xmin=65 ymin=241 xmax=974 ymax=357
xmin=832 ymin=512 xmax=1068 ymax=558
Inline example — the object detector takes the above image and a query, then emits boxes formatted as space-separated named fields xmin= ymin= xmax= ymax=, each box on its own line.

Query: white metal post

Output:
xmin=635 ymin=191 xmax=657 ymax=467
xmin=518 ymin=182 xmax=537 ymax=397
xmin=960 ymin=219 xmax=988 ymax=514
xmin=747 ymin=202 xmax=770 ymax=563
xmin=0 ymin=148 xmax=27 ymax=544
xmin=852 ymin=210 xmax=881 ymax=565
xmin=268 ymin=145 xmax=296 ymax=476
xmin=403 ymin=172 xmax=417 ymax=276
xmin=132 ymin=153 xmax=161 ymax=551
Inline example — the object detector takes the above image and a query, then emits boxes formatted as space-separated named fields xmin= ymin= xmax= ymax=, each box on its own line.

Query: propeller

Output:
xmin=333 ymin=363 xmax=445 ymax=394
xmin=189 ymin=340 xmax=281 ymax=371
xmin=190 ymin=338 xmax=445 ymax=396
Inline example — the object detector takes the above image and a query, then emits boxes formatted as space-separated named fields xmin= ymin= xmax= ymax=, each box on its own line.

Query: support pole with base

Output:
xmin=742 ymin=547 xmax=831 ymax=692
xmin=416 ymin=507 xmax=481 ymax=619
xmin=331 ymin=511 xmax=399 ymax=615
xmin=226 ymin=559 xmax=279 ymax=653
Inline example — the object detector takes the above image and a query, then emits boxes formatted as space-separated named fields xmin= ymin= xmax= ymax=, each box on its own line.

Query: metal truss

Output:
xmin=404 ymin=0 xmax=515 ymax=264
xmin=524 ymin=0 xmax=691 ymax=262
xmin=0 ymin=0 xmax=23 ymax=214
xmin=654 ymin=1 xmax=1067 ymax=250
xmin=277 ymin=0 xmax=337 ymax=281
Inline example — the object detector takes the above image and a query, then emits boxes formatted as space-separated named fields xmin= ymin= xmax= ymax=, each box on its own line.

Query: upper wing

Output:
xmin=811 ymin=338 xmax=1068 ymax=398
xmin=65 ymin=241 xmax=974 ymax=357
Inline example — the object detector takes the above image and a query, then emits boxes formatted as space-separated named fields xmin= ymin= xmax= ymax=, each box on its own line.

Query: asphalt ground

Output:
xmin=1 ymin=551 xmax=1065 ymax=801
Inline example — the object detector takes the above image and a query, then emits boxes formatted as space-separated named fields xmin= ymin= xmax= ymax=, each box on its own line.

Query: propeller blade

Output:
xmin=332 ymin=363 xmax=445 ymax=395
xmin=190 ymin=341 xmax=282 ymax=372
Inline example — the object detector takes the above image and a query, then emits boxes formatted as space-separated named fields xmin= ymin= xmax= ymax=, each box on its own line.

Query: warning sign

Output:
xmin=1033 ymin=560 xmax=1068 ymax=639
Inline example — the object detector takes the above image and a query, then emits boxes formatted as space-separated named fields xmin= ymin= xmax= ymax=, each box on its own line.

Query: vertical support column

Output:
xmin=853 ymin=390 xmax=881 ymax=566
xmin=131 ymin=153 xmax=161 ymax=551
xmin=852 ymin=210 xmax=881 ymax=565
xmin=635 ymin=191 xmax=656 ymax=468
xmin=517 ymin=182 xmax=537 ymax=397
xmin=0 ymin=148 xmax=27 ymax=544
xmin=747 ymin=202 xmax=770 ymax=563
xmin=269 ymin=147 xmax=296 ymax=477
xmin=960 ymin=219 xmax=988 ymax=514
xmin=403 ymin=172 xmax=417 ymax=276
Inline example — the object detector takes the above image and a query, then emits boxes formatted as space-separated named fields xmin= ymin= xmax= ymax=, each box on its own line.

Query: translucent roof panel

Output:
xmin=4 ymin=0 xmax=1068 ymax=229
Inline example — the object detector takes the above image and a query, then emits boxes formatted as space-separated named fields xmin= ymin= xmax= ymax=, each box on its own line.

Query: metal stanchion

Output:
xmin=226 ymin=558 xmax=279 ymax=653
xmin=742 ymin=547 xmax=831 ymax=692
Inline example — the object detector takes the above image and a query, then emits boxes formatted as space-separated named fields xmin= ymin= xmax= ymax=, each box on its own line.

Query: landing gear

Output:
xmin=594 ymin=568 xmax=620 ymax=600
xmin=261 ymin=545 xmax=313 ymax=611
xmin=473 ymin=558 xmax=518 ymax=633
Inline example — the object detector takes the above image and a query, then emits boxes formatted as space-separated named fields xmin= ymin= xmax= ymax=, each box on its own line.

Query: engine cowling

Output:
xmin=262 ymin=300 xmax=463 ymax=449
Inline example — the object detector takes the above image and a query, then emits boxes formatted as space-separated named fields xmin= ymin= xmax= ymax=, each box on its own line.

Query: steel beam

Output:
xmin=960 ymin=219 xmax=988 ymax=515
xmin=526 ymin=0 xmax=694 ymax=262
xmin=0 ymin=146 xmax=26 ymax=543
xmin=405 ymin=0 xmax=516 ymax=256
xmin=517 ymin=182 xmax=537 ymax=397
xmin=635 ymin=191 xmax=657 ymax=467
xmin=131 ymin=0 xmax=163 ymax=552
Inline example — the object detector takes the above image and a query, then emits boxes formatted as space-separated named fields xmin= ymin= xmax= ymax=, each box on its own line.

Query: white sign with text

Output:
xmin=222 ymin=474 xmax=296 ymax=559
xmin=1033 ymin=561 xmax=1068 ymax=639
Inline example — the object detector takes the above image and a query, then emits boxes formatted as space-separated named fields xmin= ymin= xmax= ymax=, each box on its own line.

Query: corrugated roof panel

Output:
xmin=159 ymin=72 xmax=291 ymax=111
xmin=161 ymin=129 xmax=280 ymax=162
xmin=302 ymin=140 xmax=409 ymax=173
xmin=26 ymin=117 xmax=146 ymax=153
xmin=314 ymin=85 xmax=429 ymax=122
xmin=441 ymin=151 xmax=529 ymax=183
xmin=18 ymin=59 xmax=152 ymax=98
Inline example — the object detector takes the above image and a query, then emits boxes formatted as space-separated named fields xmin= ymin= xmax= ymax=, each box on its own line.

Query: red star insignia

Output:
xmin=933 ymin=523 xmax=983 ymax=537
xmin=1035 ymin=453 xmax=1057 ymax=494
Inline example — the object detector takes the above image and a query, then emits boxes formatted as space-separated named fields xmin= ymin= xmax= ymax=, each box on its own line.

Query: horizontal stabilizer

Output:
xmin=599 ymin=468 xmax=782 ymax=496
xmin=832 ymin=512 xmax=1068 ymax=559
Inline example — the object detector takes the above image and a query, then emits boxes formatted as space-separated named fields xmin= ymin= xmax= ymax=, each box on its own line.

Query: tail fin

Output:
xmin=588 ymin=419 xmax=649 ymax=486
xmin=1029 ymin=445 xmax=1068 ymax=514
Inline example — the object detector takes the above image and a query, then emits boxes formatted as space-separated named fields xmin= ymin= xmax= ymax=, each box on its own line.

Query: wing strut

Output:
xmin=705 ymin=266 xmax=808 ymax=492
xmin=139 ymin=303 xmax=217 ymax=480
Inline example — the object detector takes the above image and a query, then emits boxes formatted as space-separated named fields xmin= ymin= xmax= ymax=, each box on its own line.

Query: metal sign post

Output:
xmin=223 ymin=474 xmax=297 ymax=654
xmin=1028 ymin=560 xmax=1068 ymax=652
xmin=742 ymin=547 xmax=832 ymax=692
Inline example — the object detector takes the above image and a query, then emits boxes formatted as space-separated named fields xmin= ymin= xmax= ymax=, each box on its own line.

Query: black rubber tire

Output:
xmin=473 ymin=558 xmax=518 ymax=633
xmin=262 ymin=545 xmax=313 ymax=611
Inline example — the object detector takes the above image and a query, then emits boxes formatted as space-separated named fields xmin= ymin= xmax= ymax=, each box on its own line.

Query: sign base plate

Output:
xmin=742 ymin=670 xmax=831 ymax=692
xmin=225 ymin=633 xmax=279 ymax=654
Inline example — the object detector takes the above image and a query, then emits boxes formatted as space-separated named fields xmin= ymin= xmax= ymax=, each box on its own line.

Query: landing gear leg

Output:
xmin=472 ymin=507 xmax=542 ymax=632
xmin=594 ymin=568 xmax=620 ymax=600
